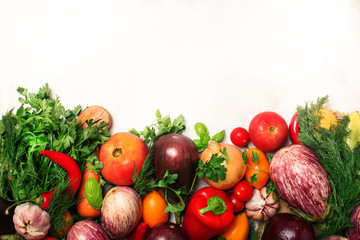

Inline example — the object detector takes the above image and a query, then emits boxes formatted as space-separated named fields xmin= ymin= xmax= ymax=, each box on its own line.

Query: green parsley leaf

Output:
xmin=198 ymin=148 xmax=228 ymax=183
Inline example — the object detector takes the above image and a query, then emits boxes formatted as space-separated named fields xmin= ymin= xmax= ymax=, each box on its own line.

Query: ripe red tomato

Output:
xmin=248 ymin=111 xmax=289 ymax=152
xmin=227 ymin=192 xmax=245 ymax=213
xmin=230 ymin=127 xmax=249 ymax=147
xmin=99 ymin=132 xmax=148 ymax=185
xmin=233 ymin=180 xmax=254 ymax=202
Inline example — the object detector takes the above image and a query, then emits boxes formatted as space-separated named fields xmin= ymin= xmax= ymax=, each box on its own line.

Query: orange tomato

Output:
xmin=58 ymin=210 xmax=73 ymax=237
xmin=200 ymin=141 xmax=246 ymax=190
xmin=244 ymin=148 xmax=270 ymax=190
xmin=219 ymin=212 xmax=249 ymax=240
xmin=142 ymin=190 xmax=169 ymax=228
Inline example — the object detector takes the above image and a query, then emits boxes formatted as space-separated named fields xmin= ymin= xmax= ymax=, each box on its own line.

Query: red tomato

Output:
xmin=248 ymin=111 xmax=289 ymax=152
xmin=99 ymin=132 xmax=148 ymax=185
xmin=227 ymin=192 xmax=245 ymax=213
xmin=289 ymin=112 xmax=301 ymax=144
xmin=233 ymin=180 xmax=254 ymax=202
xmin=230 ymin=127 xmax=249 ymax=147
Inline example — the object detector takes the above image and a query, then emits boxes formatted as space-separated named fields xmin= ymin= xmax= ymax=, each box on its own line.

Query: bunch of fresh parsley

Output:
xmin=0 ymin=84 xmax=109 ymax=238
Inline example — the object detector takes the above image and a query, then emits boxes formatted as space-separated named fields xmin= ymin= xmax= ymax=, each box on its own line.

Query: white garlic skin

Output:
xmin=245 ymin=187 xmax=280 ymax=221
xmin=13 ymin=202 xmax=51 ymax=240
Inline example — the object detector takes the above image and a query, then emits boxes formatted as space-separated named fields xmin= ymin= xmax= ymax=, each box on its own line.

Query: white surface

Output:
xmin=1 ymin=0 xmax=360 ymax=142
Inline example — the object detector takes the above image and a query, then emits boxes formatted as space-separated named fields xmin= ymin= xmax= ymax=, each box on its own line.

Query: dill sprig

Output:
xmin=297 ymin=96 xmax=360 ymax=235
xmin=47 ymin=184 xmax=78 ymax=240
xmin=132 ymin=147 xmax=156 ymax=197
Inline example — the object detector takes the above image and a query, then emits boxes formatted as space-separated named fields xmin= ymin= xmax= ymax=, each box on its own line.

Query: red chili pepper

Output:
xmin=40 ymin=190 xmax=54 ymax=210
xmin=289 ymin=112 xmax=301 ymax=144
xmin=127 ymin=222 xmax=149 ymax=240
xmin=39 ymin=150 xmax=82 ymax=209
xmin=182 ymin=186 xmax=235 ymax=240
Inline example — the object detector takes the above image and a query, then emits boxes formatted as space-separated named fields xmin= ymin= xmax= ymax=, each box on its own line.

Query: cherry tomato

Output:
xmin=142 ymin=190 xmax=169 ymax=228
xmin=227 ymin=192 xmax=245 ymax=213
xmin=233 ymin=180 xmax=254 ymax=202
xmin=230 ymin=127 xmax=249 ymax=147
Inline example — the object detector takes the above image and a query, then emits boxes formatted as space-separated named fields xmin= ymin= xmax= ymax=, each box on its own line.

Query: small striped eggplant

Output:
xmin=348 ymin=204 xmax=360 ymax=240
xmin=270 ymin=144 xmax=331 ymax=220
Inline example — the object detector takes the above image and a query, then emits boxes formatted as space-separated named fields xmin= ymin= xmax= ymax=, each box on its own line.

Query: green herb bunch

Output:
xmin=129 ymin=109 xmax=186 ymax=146
xmin=297 ymin=96 xmax=360 ymax=236
xmin=0 ymin=84 xmax=110 ymax=238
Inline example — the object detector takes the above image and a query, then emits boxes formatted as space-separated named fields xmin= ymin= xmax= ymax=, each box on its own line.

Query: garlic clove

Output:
xmin=260 ymin=186 xmax=269 ymax=199
xmin=265 ymin=192 xmax=278 ymax=205
xmin=263 ymin=205 xmax=278 ymax=218
xmin=245 ymin=209 xmax=258 ymax=217
xmin=271 ymin=200 xmax=280 ymax=210
xmin=252 ymin=211 xmax=264 ymax=221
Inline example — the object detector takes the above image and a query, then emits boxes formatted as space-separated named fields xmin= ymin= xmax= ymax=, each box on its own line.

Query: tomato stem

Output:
xmin=112 ymin=147 xmax=122 ymax=157
xmin=269 ymin=126 xmax=277 ymax=134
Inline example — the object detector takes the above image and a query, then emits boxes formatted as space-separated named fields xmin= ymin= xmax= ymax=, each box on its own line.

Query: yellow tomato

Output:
xmin=142 ymin=190 xmax=169 ymax=228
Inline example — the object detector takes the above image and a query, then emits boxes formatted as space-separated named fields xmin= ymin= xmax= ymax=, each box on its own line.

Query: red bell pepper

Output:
xmin=182 ymin=186 xmax=235 ymax=240
xmin=128 ymin=222 xmax=149 ymax=240
xmin=289 ymin=112 xmax=301 ymax=144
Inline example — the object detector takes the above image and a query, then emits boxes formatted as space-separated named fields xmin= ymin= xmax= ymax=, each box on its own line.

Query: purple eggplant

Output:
xmin=262 ymin=213 xmax=315 ymax=240
xmin=0 ymin=197 xmax=16 ymax=235
xmin=348 ymin=204 xmax=360 ymax=240
xmin=270 ymin=144 xmax=331 ymax=219
xmin=152 ymin=133 xmax=199 ymax=202
xmin=145 ymin=222 xmax=188 ymax=240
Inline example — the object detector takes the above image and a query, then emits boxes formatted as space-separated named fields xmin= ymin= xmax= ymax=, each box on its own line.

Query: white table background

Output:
xmin=1 ymin=0 xmax=360 ymax=143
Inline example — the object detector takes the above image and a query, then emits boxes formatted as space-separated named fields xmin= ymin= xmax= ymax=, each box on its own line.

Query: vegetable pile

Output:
xmin=1 ymin=85 xmax=360 ymax=240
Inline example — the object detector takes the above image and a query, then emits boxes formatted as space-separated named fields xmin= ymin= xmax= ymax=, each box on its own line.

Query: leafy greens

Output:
xmin=0 ymin=84 xmax=110 ymax=237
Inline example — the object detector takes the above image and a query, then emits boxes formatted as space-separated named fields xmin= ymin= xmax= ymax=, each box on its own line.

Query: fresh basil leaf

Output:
xmin=85 ymin=177 xmax=103 ymax=210
xmin=200 ymin=135 xmax=210 ymax=145
xmin=211 ymin=130 xmax=225 ymax=143
xmin=194 ymin=122 xmax=209 ymax=138
xmin=192 ymin=139 xmax=203 ymax=149
xmin=155 ymin=109 xmax=161 ymax=119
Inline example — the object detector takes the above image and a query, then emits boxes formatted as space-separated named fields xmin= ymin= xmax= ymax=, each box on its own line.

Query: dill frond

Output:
xmin=297 ymin=96 xmax=360 ymax=235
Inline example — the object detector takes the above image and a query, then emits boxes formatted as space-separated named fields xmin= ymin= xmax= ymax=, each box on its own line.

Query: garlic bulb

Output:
xmin=245 ymin=187 xmax=280 ymax=221
xmin=13 ymin=202 xmax=50 ymax=240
